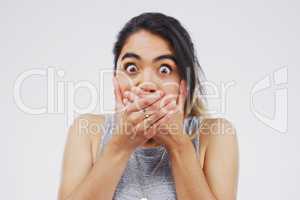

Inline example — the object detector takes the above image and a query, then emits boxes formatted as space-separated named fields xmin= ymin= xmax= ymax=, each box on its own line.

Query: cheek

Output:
xmin=116 ymin=74 xmax=132 ymax=95
xmin=159 ymin=72 xmax=181 ymax=95
xmin=160 ymin=81 xmax=180 ymax=96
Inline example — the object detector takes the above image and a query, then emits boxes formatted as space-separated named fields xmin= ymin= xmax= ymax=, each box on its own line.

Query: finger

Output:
xmin=127 ymin=96 xmax=173 ymax=126
xmin=128 ymin=108 xmax=155 ymax=124
xmin=126 ymin=91 xmax=164 ymax=113
xmin=124 ymin=90 xmax=139 ymax=103
xmin=147 ymin=99 xmax=176 ymax=126
xmin=157 ymin=94 xmax=177 ymax=110
xmin=142 ymin=94 xmax=176 ymax=117
xmin=147 ymin=106 xmax=178 ymax=136
xmin=113 ymin=76 xmax=124 ymax=110
xmin=122 ymin=97 xmax=130 ymax=106
xmin=134 ymin=99 xmax=176 ymax=138
xmin=131 ymin=86 xmax=144 ymax=97
xmin=145 ymin=101 xmax=177 ymax=139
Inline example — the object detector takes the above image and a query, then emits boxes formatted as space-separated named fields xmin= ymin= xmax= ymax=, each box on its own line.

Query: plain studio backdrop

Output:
xmin=1 ymin=0 xmax=299 ymax=199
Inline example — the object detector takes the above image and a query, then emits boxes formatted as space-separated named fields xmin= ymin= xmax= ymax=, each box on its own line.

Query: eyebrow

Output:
xmin=121 ymin=52 xmax=177 ymax=63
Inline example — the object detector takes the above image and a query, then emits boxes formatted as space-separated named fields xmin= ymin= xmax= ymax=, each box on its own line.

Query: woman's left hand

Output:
xmin=124 ymin=80 xmax=191 ymax=151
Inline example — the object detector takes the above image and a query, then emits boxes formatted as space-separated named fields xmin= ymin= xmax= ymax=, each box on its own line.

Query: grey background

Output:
xmin=1 ymin=0 xmax=299 ymax=199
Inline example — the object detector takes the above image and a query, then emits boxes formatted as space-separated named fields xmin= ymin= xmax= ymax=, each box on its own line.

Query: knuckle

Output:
xmin=134 ymin=101 xmax=142 ymax=110
xmin=141 ymin=99 xmax=148 ymax=107
xmin=149 ymin=103 xmax=158 ymax=110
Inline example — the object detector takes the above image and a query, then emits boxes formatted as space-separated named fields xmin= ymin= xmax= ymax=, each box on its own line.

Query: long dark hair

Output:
xmin=112 ymin=12 xmax=207 ymax=123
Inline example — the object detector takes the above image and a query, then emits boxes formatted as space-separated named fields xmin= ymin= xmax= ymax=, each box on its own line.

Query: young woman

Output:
xmin=58 ymin=12 xmax=239 ymax=200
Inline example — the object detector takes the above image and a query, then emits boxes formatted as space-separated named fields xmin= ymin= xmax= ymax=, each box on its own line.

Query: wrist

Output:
xmin=166 ymin=135 xmax=194 ymax=156
xmin=106 ymin=138 xmax=134 ymax=157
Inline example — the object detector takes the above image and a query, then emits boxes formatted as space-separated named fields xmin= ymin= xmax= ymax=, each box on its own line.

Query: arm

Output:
xmin=169 ymin=138 xmax=217 ymax=200
xmin=57 ymin=114 xmax=133 ymax=200
xmin=169 ymin=118 xmax=239 ymax=200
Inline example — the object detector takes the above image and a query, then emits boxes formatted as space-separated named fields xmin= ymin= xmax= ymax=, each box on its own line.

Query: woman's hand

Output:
xmin=152 ymin=80 xmax=191 ymax=152
xmin=111 ymin=77 xmax=177 ymax=152
xmin=124 ymin=80 xmax=192 ymax=152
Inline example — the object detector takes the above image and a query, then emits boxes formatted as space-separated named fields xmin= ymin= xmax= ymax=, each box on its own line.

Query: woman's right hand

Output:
xmin=110 ymin=77 xmax=177 ymax=153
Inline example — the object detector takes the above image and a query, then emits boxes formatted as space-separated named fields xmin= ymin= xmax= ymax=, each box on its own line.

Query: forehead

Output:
xmin=119 ymin=30 xmax=174 ymax=61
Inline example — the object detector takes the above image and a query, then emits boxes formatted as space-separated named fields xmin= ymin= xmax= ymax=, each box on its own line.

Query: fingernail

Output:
xmin=150 ymin=92 xmax=160 ymax=98
xmin=171 ymin=100 xmax=176 ymax=107
xmin=154 ymin=92 xmax=160 ymax=98
xmin=131 ymin=87 xmax=137 ymax=92
xmin=124 ymin=91 xmax=129 ymax=97
xmin=158 ymin=90 xmax=164 ymax=96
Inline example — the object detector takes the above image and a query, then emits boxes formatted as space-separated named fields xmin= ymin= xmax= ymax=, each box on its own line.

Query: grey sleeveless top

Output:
xmin=97 ymin=113 xmax=202 ymax=200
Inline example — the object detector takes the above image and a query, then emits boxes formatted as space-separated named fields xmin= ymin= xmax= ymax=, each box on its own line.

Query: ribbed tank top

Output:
xmin=97 ymin=112 xmax=202 ymax=200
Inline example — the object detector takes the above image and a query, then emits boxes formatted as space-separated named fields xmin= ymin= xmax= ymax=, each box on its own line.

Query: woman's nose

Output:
xmin=139 ymin=68 xmax=158 ymax=93
xmin=136 ymin=68 xmax=159 ymax=93
xmin=139 ymin=82 xmax=157 ymax=93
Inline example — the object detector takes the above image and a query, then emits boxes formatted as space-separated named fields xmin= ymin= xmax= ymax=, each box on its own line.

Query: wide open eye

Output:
xmin=159 ymin=64 xmax=172 ymax=74
xmin=124 ymin=63 xmax=138 ymax=74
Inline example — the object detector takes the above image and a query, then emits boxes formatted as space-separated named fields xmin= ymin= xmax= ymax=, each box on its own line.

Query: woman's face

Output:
xmin=115 ymin=30 xmax=181 ymax=100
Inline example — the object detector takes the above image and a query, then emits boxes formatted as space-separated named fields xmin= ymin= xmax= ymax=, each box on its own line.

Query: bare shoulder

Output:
xmin=58 ymin=113 xmax=106 ymax=199
xmin=200 ymin=117 xmax=237 ymax=147
xmin=198 ymin=117 xmax=239 ymax=199
xmin=74 ymin=113 xmax=106 ymax=124
xmin=70 ymin=113 xmax=106 ymax=139
xmin=69 ymin=113 xmax=106 ymax=163
xmin=198 ymin=117 xmax=238 ymax=168
xmin=201 ymin=117 xmax=236 ymax=135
